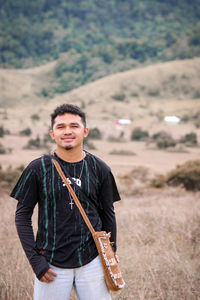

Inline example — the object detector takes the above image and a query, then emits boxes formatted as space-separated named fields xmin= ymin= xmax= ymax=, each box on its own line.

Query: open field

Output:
xmin=1 ymin=58 xmax=200 ymax=299
xmin=1 ymin=187 xmax=200 ymax=299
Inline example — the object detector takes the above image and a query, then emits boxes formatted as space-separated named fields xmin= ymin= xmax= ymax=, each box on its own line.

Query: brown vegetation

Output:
xmin=166 ymin=159 xmax=200 ymax=190
xmin=1 ymin=187 xmax=200 ymax=299
xmin=0 ymin=164 xmax=24 ymax=190
xmin=118 ymin=159 xmax=200 ymax=192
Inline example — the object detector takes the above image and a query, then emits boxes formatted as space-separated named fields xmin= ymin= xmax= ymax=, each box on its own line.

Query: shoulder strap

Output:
xmin=51 ymin=157 xmax=96 ymax=237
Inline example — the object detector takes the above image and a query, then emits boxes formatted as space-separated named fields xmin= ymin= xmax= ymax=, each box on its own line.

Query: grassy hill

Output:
xmin=0 ymin=57 xmax=200 ymax=176
xmin=1 ymin=57 xmax=200 ymax=109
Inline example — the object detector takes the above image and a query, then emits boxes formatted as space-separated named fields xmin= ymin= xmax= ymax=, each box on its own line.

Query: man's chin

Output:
xmin=65 ymin=145 xmax=73 ymax=150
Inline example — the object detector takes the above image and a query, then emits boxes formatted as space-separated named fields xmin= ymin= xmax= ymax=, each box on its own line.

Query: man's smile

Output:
xmin=61 ymin=136 xmax=75 ymax=141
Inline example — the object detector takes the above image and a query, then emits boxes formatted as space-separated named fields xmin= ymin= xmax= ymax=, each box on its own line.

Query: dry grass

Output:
xmin=114 ymin=187 xmax=200 ymax=299
xmin=1 ymin=187 xmax=200 ymax=299
xmin=0 ymin=191 xmax=35 ymax=300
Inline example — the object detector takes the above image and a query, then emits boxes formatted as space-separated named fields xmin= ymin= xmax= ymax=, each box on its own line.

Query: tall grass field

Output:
xmin=1 ymin=186 xmax=200 ymax=299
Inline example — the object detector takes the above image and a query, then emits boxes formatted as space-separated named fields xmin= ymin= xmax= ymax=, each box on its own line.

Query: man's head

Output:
xmin=50 ymin=104 xmax=88 ymax=152
xmin=51 ymin=104 xmax=86 ymax=129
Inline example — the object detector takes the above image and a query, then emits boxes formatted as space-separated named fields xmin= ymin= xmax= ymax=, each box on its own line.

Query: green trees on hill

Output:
xmin=0 ymin=0 xmax=200 ymax=92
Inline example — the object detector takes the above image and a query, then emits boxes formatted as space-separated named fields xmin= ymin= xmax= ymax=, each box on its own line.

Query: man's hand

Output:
xmin=40 ymin=268 xmax=57 ymax=283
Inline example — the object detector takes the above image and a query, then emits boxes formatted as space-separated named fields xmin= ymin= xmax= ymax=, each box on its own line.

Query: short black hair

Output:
xmin=51 ymin=104 xmax=86 ymax=128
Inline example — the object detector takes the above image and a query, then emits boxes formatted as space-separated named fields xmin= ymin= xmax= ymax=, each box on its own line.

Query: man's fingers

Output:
xmin=40 ymin=268 xmax=57 ymax=282
xmin=44 ymin=273 xmax=54 ymax=282
xmin=48 ymin=268 xmax=57 ymax=278
xmin=40 ymin=276 xmax=48 ymax=283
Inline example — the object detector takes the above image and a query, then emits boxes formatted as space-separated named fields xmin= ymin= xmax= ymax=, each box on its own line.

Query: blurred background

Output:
xmin=0 ymin=1 xmax=200 ymax=299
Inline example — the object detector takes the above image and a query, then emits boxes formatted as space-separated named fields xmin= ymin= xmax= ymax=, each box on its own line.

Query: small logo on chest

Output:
xmin=62 ymin=177 xmax=82 ymax=187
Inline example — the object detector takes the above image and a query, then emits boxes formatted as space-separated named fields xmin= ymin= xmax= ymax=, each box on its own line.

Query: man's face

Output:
xmin=50 ymin=113 xmax=89 ymax=151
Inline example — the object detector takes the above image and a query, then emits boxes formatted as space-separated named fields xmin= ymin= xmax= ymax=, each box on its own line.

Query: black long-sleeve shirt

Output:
xmin=12 ymin=152 xmax=120 ymax=279
xmin=15 ymin=201 xmax=117 ymax=279
xmin=15 ymin=202 xmax=49 ymax=279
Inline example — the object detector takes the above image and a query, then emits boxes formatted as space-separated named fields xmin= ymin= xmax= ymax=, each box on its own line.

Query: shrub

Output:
xmin=88 ymin=127 xmax=102 ymax=140
xmin=194 ymin=117 xmax=200 ymax=128
xmin=53 ymin=75 xmax=79 ymax=93
xmin=107 ymin=133 xmax=125 ymax=143
xmin=24 ymin=136 xmax=41 ymax=149
xmin=117 ymin=166 xmax=150 ymax=195
xmin=84 ymin=139 xmax=96 ymax=150
xmin=193 ymin=90 xmax=200 ymax=99
xmin=189 ymin=24 xmax=200 ymax=46
xmin=166 ymin=160 xmax=200 ymax=190
xmin=0 ymin=126 xmax=5 ymax=138
xmin=41 ymin=88 xmax=49 ymax=98
xmin=31 ymin=114 xmax=40 ymax=121
xmin=109 ymin=149 xmax=136 ymax=156
xmin=149 ymin=174 xmax=167 ymax=188
xmin=181 ymin=112 xmax=200 ymax=124
xmin=0 ymin=125 xmax=9 ymax=137
xmin=181 ymin=114 xmax=190 ymax=123
xmin=0 ymin=164 xmax=24 ymax=189
xmin=131 ymin=127 xmax=149 ymax=141
xmin=165 ymin=145 xmax=189 ymax=153
xmin=131 ymin=91 xmax=139 ymax=97
xmin=179 ymin=132 xmax=198 ymax=145
xmin=156 ymin=137 xmax=176 ymax=149
xmin=147 ymin=87 xmax=160 ymax=97
xmin=130 ymin=166 xmax=149 ymax=181
xmin=0 ymin=143 xmax=6 ymax=154
xmin=112 ymin=92 xmax=126 ymax=102
xmin=43 ymin=132 xmax=54 ymax=145
xmin=19 ymin=128 xmax=32 ymax=136
xmin=152 ymin=131 xmax=172 ymax=140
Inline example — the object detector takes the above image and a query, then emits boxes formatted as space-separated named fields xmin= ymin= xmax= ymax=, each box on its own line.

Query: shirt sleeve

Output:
xmin=10 ymin=164 xmax=39 ymax=209
xmin=15 ymin=202 xmax=49 ymax=279
xmin=98 ymin=169 xmax=120 ymax=252
xmin=98 ymin=204 xmax=117 ymax=252
xmin=98 ymin=170 xmax=121 ymax=209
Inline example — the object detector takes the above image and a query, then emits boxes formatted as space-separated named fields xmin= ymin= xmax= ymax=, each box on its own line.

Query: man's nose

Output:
xmin=63 ymin=126 xmax=72 ymax=134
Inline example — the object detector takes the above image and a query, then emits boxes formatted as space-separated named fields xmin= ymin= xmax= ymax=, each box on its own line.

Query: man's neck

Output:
xmin=55 ymin=147 xmax=85 ymax=162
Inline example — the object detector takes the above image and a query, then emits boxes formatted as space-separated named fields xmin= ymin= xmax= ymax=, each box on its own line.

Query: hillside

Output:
xmin=0 ymin=58 xmax=200 ymax=177
xmin=0 ymin=57 xmax=200 ymax=108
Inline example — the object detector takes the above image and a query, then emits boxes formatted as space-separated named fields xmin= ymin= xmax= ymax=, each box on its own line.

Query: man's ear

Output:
xmin=84 ymin=127 xmax=89 ymax=138
xmin=50 ymin=129 xmax=55 ymax=140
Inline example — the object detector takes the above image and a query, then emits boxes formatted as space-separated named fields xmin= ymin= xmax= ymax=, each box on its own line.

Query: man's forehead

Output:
xmin=54 ymin=113 xmax=82 ymax=125
xmin=55 ymin=113 xmax=81 ymax=121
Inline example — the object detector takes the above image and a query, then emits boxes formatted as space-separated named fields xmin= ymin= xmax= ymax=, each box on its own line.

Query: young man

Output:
xmin=11 ymin=104 xmax=121 ymax=300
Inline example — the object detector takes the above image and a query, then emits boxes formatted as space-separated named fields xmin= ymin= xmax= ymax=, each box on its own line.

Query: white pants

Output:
xmin=34 ymin=256 xmax=111 ymax=300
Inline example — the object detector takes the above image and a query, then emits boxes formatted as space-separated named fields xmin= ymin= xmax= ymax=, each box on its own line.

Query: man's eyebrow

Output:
xmin=70 ymin=122 xmax=80 ymax=125
xmin=55 ymin=122 xmax=65 ymax=127
xmin=55 ymin=122 xmax=80 ymax=127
